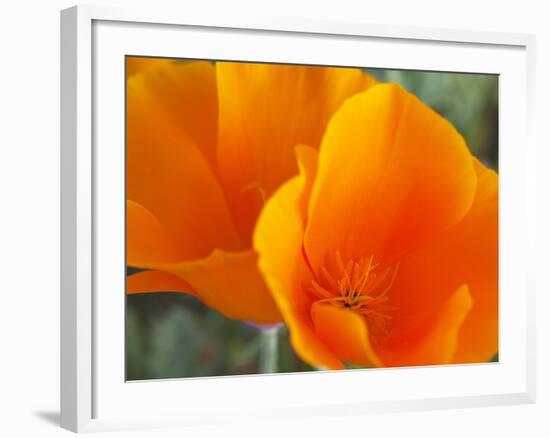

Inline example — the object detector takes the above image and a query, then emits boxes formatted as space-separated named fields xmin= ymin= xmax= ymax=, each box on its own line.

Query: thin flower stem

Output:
xmin=258 ymin=326 xmax=279 ymax=374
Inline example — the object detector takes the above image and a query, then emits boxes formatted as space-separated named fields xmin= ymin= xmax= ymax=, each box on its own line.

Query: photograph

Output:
xmin=1 ymin=0 xmax=542 ymax=435
xmin=125 ymin=57 xmax=499 ymax=380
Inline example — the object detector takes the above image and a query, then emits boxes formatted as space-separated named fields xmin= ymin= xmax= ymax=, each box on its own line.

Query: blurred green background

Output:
xmin=126 ymin=68 xmax=499 ymax=381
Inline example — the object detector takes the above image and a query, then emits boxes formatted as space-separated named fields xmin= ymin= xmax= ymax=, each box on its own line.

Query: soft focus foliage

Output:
xmin=127 ymin=287 xmax=313 ymax=379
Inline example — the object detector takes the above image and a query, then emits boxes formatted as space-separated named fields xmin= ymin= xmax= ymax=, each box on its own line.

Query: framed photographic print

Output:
xmin=61 ymin=4 xmax=536 ymax=433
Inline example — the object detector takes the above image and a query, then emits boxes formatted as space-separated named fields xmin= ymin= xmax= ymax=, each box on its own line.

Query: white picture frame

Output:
xmin=60 ymin=4 xmax=536 ymax=433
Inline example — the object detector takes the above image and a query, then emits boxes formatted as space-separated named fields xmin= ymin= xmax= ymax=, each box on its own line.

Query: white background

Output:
xmin=0 ymin=0 xmax=546 ymax=437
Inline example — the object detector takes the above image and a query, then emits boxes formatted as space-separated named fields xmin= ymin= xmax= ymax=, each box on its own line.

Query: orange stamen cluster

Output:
xmin=310 ymin=252 xmax=398 ymax=323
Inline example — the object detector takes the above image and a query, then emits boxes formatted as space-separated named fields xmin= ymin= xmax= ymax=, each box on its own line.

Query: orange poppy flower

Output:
xmin=254 ymin=83 xmax=498 ymax=367
xmin=126 ymin=58 xmax=377 ymax=324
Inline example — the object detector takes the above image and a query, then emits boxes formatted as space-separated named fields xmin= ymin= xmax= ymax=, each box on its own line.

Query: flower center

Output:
xmin=310 ymin=252 xmax=399 ymax=324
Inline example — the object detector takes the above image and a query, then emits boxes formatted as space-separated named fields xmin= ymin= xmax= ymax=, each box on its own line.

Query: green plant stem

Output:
xmin=258 ymin=327 xmax=279 ymax=374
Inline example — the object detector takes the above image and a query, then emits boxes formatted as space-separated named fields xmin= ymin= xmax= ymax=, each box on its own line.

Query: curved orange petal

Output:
xmin=127 ymin=270 xmax=196 ymax=296
xmin=127 ymin=59 xmax=219 ymax=166
xmin=453 ymin=160 xmax=499 ymax=363
xmin=378 ymin=285 xmax=473 ymax=367
xmin=295 ymin=144 xmax=319 ymax=218
xmin=148 ymin=250 xmax=281 ymax=324
xmin=126 ymin=56 xmax=173 ymax=78
xmin=217 ymin=62 xmax=377 ymax=244
xmin=310 ymin=303 xmax=382 ymax=367
xmin=304 ymin=84 xmax=477 ymax=270
xmin=381 ymin=159 xmax=498 ymax=364
xmin=126 ymin=200 xmax=182 ymax=266
xmin=127 ymin=61 xmax=242 ymax=260
xmin=254 ymin=146 xmax=343 ymax=369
